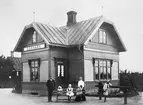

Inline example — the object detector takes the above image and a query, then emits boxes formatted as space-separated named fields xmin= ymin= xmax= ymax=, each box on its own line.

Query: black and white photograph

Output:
xmin=0 ymin=0 xmax=143 ymax=105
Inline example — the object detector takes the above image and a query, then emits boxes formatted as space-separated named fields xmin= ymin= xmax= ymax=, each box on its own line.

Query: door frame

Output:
xmin=54 ymin=58 xmax=68 ymax=87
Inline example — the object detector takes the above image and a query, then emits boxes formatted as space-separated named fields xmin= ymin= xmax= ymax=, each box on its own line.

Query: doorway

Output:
xmin=55 ymin=58 xmax=68 ymax=87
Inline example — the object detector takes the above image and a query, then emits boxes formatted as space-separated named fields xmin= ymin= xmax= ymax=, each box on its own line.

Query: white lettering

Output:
xmin=24 ymin=44 xmax=46 ymax=51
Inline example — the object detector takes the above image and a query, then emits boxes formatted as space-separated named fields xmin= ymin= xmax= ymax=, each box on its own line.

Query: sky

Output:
xmin=0 ymin=0 xmax=143 ymax=73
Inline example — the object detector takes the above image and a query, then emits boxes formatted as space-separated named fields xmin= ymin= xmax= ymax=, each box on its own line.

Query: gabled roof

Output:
xmin=14 ymin=15 xmax=126 ymax=52
xmin=7 ymin=57 xmax=21 ymax=71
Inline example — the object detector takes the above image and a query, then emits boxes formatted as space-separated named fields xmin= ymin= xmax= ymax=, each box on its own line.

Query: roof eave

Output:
xmin=14 ymin=22 xmax=51 ymax=52
xmin=84 ymin=16 xmax=104 ymax=45
xmin=13 ymin=26 xmax=29 ymax=52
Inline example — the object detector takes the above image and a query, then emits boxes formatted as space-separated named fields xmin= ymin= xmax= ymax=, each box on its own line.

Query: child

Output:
xmin=57 ymin=86 xmax=63 ymax=94
xmin=103 ymin=80 xmax=112 ymax=102
xmin=66 ymin=84 xmax=74 ymax=101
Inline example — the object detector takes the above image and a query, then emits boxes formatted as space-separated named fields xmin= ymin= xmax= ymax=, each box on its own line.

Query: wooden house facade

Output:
xmin=14 ymin=11 xmax=126 ymax=95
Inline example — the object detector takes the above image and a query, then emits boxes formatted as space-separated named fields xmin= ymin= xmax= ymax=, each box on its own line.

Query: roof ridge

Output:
xmin=58 ymin=15 xmax=103 ymax=28
xmin=33 ymin=22 xmax=60 ymax=29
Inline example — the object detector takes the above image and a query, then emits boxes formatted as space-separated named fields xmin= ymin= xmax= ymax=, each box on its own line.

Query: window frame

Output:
xmin=98 ymin=29 xmax=107 ymax=44
xmin=93 ymin=58 xmax=112 ymax=80
xmin=32 ymin=31 xmax=37 ymax=43
xmin=28 ymin=59 xmax=40 ymax=82
xmin=57 ymin=63 xmax=65 ymax=78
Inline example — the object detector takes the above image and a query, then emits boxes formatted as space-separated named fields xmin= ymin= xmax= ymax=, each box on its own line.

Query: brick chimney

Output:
xmin=67 ymin=11 xmax=77 ymax=26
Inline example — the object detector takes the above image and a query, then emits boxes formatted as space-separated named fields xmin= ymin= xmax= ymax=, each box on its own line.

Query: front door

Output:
xmin=55 ymin=58 xmax=68 ymax=87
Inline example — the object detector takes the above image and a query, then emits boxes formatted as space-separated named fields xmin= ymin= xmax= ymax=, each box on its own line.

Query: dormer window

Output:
xmin=99 ymin=29 xmax=107 ymax=44
xmin=32 ymin=31 xmax=37 ymax=43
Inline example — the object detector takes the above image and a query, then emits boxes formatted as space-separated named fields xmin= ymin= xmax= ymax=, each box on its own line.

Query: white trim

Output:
xmin=14 ymin=26 xmax=27 ymax=51
xmin=84 ymin=47 xmax=118 ymax=54
xmin=23 ymin=48 xmax=49 ymax=54
xmin=110 ymin=23 xmax=127 ymax=51
xmin=84 ymin=16 xmax=104 ymax=45
xmin=103 ymin=17 xmax=126 ymax=51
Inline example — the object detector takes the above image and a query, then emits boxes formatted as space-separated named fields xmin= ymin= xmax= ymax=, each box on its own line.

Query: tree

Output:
xmin=0 ymin=55 xmax=13 ymax=87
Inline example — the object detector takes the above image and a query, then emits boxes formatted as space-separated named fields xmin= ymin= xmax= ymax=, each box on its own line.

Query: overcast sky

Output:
xmin=0 ymin=0 xmax=143 ymax=73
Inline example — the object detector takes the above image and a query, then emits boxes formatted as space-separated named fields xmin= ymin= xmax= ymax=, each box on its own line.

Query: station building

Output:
xmin=14 ymin=11 xmax=126 ymax=95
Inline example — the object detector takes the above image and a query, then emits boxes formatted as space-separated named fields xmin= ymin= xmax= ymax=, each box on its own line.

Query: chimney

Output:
xmin=67 ymin=11 xmax=77 ymax=26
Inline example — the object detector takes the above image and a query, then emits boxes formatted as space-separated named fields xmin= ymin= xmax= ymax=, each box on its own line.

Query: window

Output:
xmin=94 ymin=59 xmax=112 ymax=80
xmin=29 ymin=59 xmax=40 ymax=81
xmin=94 ymin=60 xmax=99 ymax=79
xmin=58 ymin=64 xmax=64 ymax=77
xmin=98 ymin=29 xmax=107 ymax=44
xmin=107 ymin=61 xmax=111 ymax=79
xmin=32 ymin=31 xmax=37 ymax=43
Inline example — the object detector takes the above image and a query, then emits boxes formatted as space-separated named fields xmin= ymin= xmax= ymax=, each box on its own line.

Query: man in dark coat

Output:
xmin=98 ymin=81 xmax=103 ymax=100
xmin=46 ymin=77 xmax=56 ymax=102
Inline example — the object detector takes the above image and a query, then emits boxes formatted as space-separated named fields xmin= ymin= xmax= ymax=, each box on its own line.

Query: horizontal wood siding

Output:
xmin=84 ymin=50 xmax=119 ymax=61
xmin=22 ymin=49 xmax=49 ymax=62
xmin=51 ymin=47 xmax=68 ymax=59
xmin=86 ymin=42 xmax=118 ymax=52
xmin=22 ymin=82 xmax=47 ymax=95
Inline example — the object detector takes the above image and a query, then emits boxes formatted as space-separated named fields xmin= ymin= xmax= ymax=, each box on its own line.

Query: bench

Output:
xmin=54 ymin=88 xmax=77 ymax=102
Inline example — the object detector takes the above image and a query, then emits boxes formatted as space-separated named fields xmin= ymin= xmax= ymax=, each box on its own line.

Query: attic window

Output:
xmin=32 ymin=31 xmax=37 ymax=43
xmin=98 ymin=29 xmax=107 ymax=44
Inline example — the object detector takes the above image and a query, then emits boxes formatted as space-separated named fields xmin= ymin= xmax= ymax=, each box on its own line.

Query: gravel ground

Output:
xmin=0 ymin=88 xmax=143 ymax=105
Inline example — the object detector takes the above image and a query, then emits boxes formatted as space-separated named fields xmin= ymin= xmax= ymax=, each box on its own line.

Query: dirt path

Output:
xmin=0 ymin=88 xmax=142 ymax=105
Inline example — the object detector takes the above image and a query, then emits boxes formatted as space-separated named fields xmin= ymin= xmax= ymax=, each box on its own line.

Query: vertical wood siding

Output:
xmin=40 ymin=61 xmax=49 ymax=82
xmin=23 ymin=63 xmax=30 ymax=82
xmin=84 ymin=50 xmax=119 ymax=82
xmin=90 ymin=27 xmax=117 ymax=46
xmin=22 ymin=50 xmax=49 ymax=82
xmin=51 ymin=59 xmax=56 ymax=80
xmin=24 ymin=28 xmax=44 ymax=46
xmin=68 ymin=47 xmax=84 ymax=83
xmin=50 ymin=47 xmax=68 ymax=80
xmin=112 ymin=61 xmax=119 ymax=80
xmin=84 ymin=60 xmax=93 ymax=81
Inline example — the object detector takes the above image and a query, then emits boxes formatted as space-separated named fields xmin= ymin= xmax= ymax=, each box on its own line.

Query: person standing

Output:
xmin=103 ymin=80 xmax=112 ymax=102
xmin=98 ymin=81 xmax=103 ymax=100
xmin=78 ymin=77 xmax=86 ymax=101
xmin=46 ymin=77 xmax=56 ymax=102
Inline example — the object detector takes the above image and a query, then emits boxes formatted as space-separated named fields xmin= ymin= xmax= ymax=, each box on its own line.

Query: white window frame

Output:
xmin=94 ymin=59 xmax=112 ymax=80
xmin=98 ymin=29 xmax=107 ymax=44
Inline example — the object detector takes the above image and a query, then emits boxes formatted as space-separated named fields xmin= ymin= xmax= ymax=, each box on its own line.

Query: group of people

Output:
xmin=46 ymin=76 xmax=86 ymax=102
xmin=98 ymin=80 xmax=112 ymax=102
xmin=46 ymin=76 xmax=112 ymax=103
